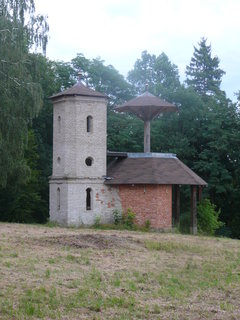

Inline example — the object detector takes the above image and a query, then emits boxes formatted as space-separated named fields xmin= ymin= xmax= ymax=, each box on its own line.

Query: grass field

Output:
xmin=0 ymin=223 xmax=240 ymax=319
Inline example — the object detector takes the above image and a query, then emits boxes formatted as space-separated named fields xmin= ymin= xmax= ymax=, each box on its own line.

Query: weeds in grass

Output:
xmin=4 ymin=261 xmax=11 ymax=268
xmin=66 ymin=254 xmax=77 ymax=262
xmin=94 ymin=208 xmax=150 ymax=232
xmin=45 ymin=268 xmax=51 ymax=279
xmin=9 ymin=252 xmax=18 ymax=258
xmin=48 ymin=258 xmax=56 ymax=264
xmin=45 ymin=220 xmax=60 ymax=228
xmin=94 ymin=216 xmax=101 ymax=228
xmin=144 ymin=240 xmax=204 ymax=253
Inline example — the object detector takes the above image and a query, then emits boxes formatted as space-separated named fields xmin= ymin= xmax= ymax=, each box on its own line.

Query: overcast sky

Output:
xmin=35 ymin=0 xmax=240 ymax=101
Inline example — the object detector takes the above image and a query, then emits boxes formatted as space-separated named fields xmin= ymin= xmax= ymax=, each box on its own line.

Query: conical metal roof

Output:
xmin=116 ymin=91 xmax=177 ymax=121
xmin=50 ymin=81 xmax=108 ymax=100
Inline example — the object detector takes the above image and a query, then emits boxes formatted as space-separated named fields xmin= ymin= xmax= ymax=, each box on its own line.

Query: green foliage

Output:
xmin=112 ymin=208 xmax=136 ymax=230
xmin=144 ymin=220 xmax=151 ymax=230
xmin=122 ymin=208 xmax=136 ymax=229
xmin=186 ymin=37 xmax=225 ymax=99
xmin=113 ymin=209 xmax=122 ymax=225
xmin=0 ymin=130 xmax=47 ymax=223
xmin=0 ymin=0 xmax=48 ymax=187
xmin=128 ymin=50 xmax=181 ymax=99
xmin=71 ymin=54 xmax=132 ymax=106
xmin=197 ymin=199 xmax=224 ymax=235
xmin=107 ymin=111 xmax=143 ymax=152
xmin=94 ymin=216 xmax=101 ymax=228
xmin=45 ymin=220 xmax=59 ymax=228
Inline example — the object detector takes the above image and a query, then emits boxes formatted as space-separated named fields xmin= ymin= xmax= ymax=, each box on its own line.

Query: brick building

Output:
xmin=49 ymin=80 xmax=207 ymax=233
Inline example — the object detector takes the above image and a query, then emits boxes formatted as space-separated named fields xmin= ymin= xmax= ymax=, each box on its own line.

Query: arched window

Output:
xmin=86 ymin=188 xmax=92 ymax=210
xmin=57 ymin=115 xmax=61 ymax=133
xmin=85 ymin=157 xmax=93 ymax=166
xmin=57 ymin=187 xmax=60 ymax=211
xmin=86 ymin=116 xmax=93 ymax=133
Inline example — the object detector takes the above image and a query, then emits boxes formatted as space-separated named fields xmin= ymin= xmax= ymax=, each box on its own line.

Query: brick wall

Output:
xmin=118 ymin=184 xmax=172 ymax=229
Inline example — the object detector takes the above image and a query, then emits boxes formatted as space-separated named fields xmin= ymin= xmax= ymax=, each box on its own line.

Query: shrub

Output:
xmin=197 ymin=199 xmax=224 ymax=235
xmin=144 ymin=220 xmax=151 ymax=230
xmin=122 ymin=208 xmax=136 ymax=229
xmin=112 ymin=208 xmax=136 ymax=230
xmin=113 ymin=209 xmax=122 ymax=225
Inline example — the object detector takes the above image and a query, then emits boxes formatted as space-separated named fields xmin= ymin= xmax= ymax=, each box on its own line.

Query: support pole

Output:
xmin=198 ymin=186 xmax=203 ymax=202
xmin=175 ymin=185 xmax=180 ymax=227
xmin=144 ymin=120 xmax=151 ymax=153
xmin=173 ymin=185 xmax=180 ymax=227
xmin=190 ymin=185 xmax=197 ymax=235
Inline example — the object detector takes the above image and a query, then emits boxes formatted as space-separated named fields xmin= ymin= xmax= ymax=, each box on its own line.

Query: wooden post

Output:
xmin=174 ymin=185 xmax=180 ymax=227
xmin=198 ymin=186 xmax=203 ymax=202
xmin=190 ymin=185 xmax=197 ymax=235
xmin=144 ymin=120 xmax=151 ymax=153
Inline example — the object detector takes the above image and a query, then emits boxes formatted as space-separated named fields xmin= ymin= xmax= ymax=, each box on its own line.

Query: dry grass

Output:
xmin=0 ymin=222 xmax=240 ymax=319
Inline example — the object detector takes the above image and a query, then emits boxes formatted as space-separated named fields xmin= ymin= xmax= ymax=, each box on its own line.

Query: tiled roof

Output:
xmin=115 ymin=91 xmax=177 ymax=120
xmin=105 ymin=154 xmax=207 ymax=186
xmin=117 ymin=91 xmax=176 ymax=108
xmin=49 ymin=81 xmax=108 ymax=100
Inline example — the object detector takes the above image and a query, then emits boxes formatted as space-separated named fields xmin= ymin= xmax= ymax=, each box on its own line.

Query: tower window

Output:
xmin=86 ymin=188 xmax=92 ymax=210
xmin=57 ymin=115 xmax=61 ymax=133
xmin=85 ymin=157 xmax=93 ymax=166
xmin=87 ymin=116 xmax=93 ymax=133
xmin=57 ymin=187 xmax=60 ymax=211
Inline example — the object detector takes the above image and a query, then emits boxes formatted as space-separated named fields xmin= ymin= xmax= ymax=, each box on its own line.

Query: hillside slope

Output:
xmin=0 ymin=223 xmax=240 ymax=319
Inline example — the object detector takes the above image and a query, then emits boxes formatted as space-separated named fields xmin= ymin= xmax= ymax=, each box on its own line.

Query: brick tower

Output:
xmin=49 ymin=80 xmax=114 ymax=226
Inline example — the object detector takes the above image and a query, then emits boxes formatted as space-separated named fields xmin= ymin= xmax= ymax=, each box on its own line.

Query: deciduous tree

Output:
xmin=0 ymin=0 xmax=48 ymax=187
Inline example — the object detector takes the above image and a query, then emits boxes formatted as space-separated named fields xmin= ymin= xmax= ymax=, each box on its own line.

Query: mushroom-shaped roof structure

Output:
xmin=115 ymin=91 xmax=177 ymax=121
xmin=115 ymin=91 xmax=177 ymax=153
xmin=50 ymin=81 xmax=108 ymax=101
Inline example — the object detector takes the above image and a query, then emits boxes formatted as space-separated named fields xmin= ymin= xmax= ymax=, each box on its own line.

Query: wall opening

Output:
xmin=86 ymin=188 xmax=92 ymax=210
xmin=57 ymin=115 xmax=61 ymax=133
xmin=57 ymin=187 xmax=60 ymax=211
xmin=86 ymin=115 xmax=93 ymax=133
xmin=85 ymin=157 xmax=93 ymax=166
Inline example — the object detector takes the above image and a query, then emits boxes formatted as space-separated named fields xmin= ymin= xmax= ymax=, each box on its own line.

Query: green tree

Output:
xmin=197 ymin=199 xmax=223 ymax=235
xmin=185 ymin=38 xmax=240 ymax=237
xmin=71 ymin=54 xmax=132 ymax=106
xmin=0 ymin=130 xmax=47 ymax=223
xmin=0 ymin=0 xmax=48 ymax=187
xmin=127 ymin=50 xmax=156 ymax=95
xmin=128 ymin=50 xmax=180 ymax=99
xmin=186 ymin=38 xmax=225 ymax=99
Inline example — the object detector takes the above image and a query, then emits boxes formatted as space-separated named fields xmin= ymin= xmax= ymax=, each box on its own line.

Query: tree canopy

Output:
xmin=0 ymin=0 xmax=48 ymax=187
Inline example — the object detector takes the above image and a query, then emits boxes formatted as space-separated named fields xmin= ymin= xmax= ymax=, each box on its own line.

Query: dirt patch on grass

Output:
xmin=39 ymin=233 xmax=143 ymax=250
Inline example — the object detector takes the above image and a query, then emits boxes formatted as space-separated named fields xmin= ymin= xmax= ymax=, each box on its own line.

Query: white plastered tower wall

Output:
xmin=49 ymin=84 xmax=121 ymax=226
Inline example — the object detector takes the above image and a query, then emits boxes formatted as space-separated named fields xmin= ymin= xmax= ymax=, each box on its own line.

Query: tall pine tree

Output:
xmin=186 ymin=38 xmax=225 ymax=99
